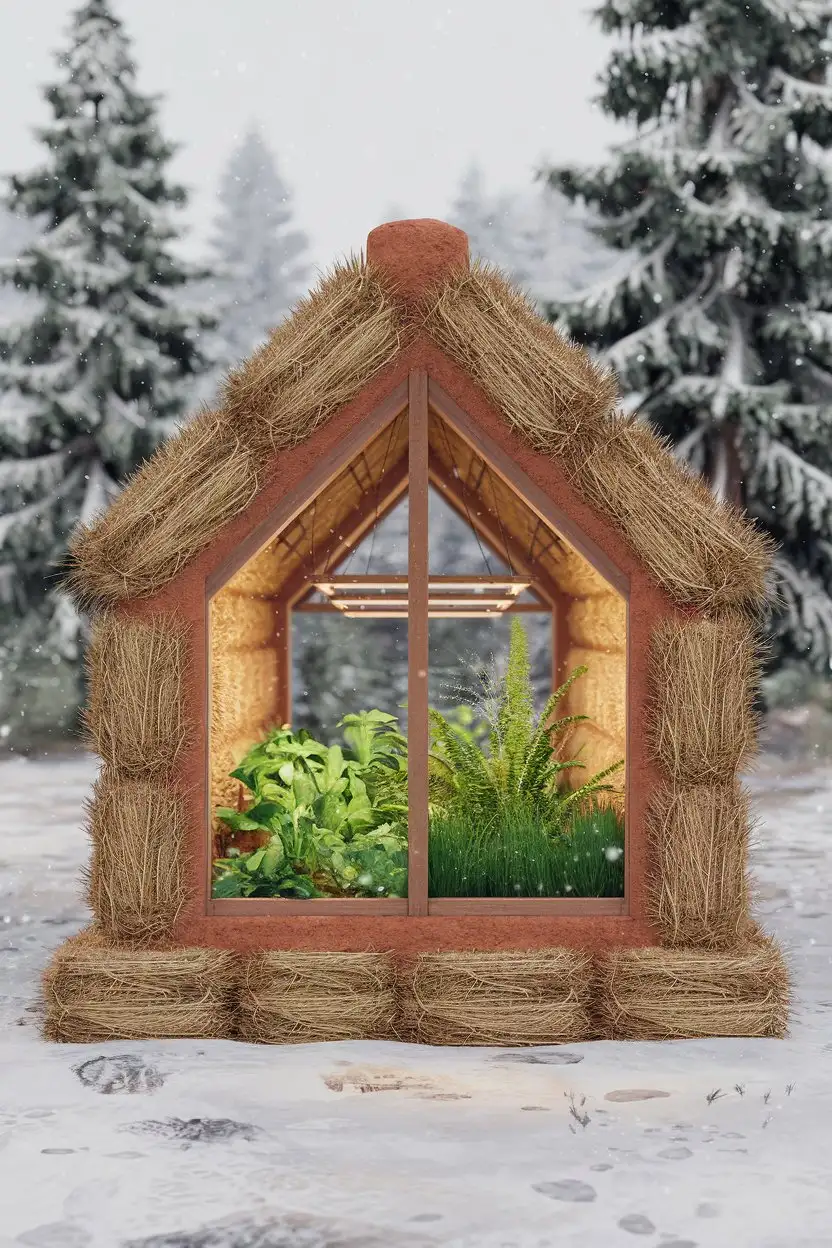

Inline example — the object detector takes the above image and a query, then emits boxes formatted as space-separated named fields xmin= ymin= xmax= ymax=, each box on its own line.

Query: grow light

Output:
xmin=301 ymin=574 xmax=544 ymax=619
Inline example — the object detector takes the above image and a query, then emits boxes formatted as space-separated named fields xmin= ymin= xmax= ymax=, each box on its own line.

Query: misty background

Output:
xmin=1 ymin=0 xmax=831 ymax=757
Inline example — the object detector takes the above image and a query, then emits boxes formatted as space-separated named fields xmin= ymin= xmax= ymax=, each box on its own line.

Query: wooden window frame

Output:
xmin=206 ymin=370 xmax=629 ymax=919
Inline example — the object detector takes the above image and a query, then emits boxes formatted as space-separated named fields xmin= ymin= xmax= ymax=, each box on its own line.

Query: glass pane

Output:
xmin=208 ymin=423 xmax=410 ymax=902
xmin=427 ymin=413 xmax=626 ymax=900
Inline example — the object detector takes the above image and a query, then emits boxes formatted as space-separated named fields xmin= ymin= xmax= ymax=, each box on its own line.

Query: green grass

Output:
xmin=428 ymin=801 xmax=625 ymax=898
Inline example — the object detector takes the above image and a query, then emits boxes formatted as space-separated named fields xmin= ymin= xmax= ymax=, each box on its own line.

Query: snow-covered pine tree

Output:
xmin=206 ymin=127 xmax=310 ymax=376
xmin=543 ymin=0 xmax=832 ymax=672
xmin=0 ymin=0 xmax=210 ymax=742
xmin=450 ymin=163 xmax=612 ymax=303
xmin=0 ymin=210 xmax=33 ymax=336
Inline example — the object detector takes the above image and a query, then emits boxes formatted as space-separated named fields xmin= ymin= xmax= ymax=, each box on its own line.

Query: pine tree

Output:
xmin=543 ymin=0 xmax=832 ymax=672
xmin=450 ymin=164 xmax=612 ymax=302
xmin=206 ymin=128 xmax=310 ymax=376
xmin=0 ymin=0 xmax=209 ymax=741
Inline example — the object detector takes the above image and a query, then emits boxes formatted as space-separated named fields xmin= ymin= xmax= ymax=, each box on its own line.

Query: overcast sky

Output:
xmin=0 ymin=0 xmax=623 ymax=270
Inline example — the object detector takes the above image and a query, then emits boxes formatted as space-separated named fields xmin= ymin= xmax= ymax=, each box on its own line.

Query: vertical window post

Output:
xmin=407 ymin=368 xmax=430 ymax=915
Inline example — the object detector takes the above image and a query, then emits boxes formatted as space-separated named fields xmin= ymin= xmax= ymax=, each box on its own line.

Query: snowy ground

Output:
xmin=0 ymin=752 xmax=830 ymax=1248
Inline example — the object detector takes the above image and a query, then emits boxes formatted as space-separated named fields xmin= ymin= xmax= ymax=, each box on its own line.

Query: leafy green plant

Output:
xmin=428 ymin=800 xmax=625 ymax=899
xmin=429 ymin=617 xmax=623 ymax=832
xmin=212 ymin=710 xmax=408 ymax=900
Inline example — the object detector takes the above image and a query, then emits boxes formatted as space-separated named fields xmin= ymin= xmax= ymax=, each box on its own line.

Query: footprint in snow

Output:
xmin=123 ymin=1117 xmax=261 ymax=1146
xmin=532 ymin=1180 xmax=596 ymax=1203
xmin=73 ymin=1054 xmax=164 ymax=1095
xmin=618 ymin=1214 xmax=656 ymax=1235
xmin=494 ymin=1050 xmax=584 ymax=1065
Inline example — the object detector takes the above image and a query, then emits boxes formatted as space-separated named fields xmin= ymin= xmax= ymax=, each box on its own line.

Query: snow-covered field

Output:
xmin=0 ymin=753 xmax=830 ymax=1248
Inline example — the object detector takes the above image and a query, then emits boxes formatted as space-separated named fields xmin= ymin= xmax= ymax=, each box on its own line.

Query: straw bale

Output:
xmin=595 ymin=940 xmax=790 ymax=1040
xmin=42 ymin=929 xmax=237 ymax=1043
xmin=222 ymin=261 xmax=401 ymax=449
xmin=423 ymin=263 xmax=617 ymax=457
xmin=565 ymin=724 xmax=625 ymax=791
xmin=211 ymin=648 xmax=279 ymax=738
xmin=567 ymin=594 xmax=626 ymax=652
xmin=399 ymin=949 xmax=594 ymax=1046
xmin=210 ymin=591 xmax=276 ymax=652
xmin=211 ymin=734 xmax=258 ymax=817
xmin=224 ymin=541 xmax=285 ymax=598
xmin=68 ymin=409 xmax=259 ymax=607
xmin=647 ymin=782 xmax=752 ymax=948
xmin=87 ymin=771 xmax=188 ymax=943
xmin=549 ymin=549 xmax=615 ymax=599
xmin=238 ymin=951 xmax=397 ymax=1043
xmin=567 ymin=419 xmax=772 ymax=611
xmin=650 ymin=614 xmax=759 ymax=783
xmin=564 ymin=646 xmax=627 ymax=746
xmin=69 ymin=262 xmax=402 ymax=607
xmin=86 ymin=613 xmax=188 ymax=778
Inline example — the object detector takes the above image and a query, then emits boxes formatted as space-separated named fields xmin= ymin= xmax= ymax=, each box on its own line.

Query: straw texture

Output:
xmin=67 ymin=253 xmax=771 ymax=615
xmin=69 ymin=262 xmax=402 ymax=607
xmin=238 ymin=951 xmax=397 ymax=1043
xmin=43 ymin=929 xmax=237 ymax=1043
xmin=595 ymin=941 xmax=790 ymax=1040
xmin=86 ymin=771 xmax=188 ymax=943
xmin=399 ymin=950 xmax=594 ymax=1046
xmin=566 ymin=419 xmax=772 ymax=611
xmin=422 ymin=263 xmax=618 ymax=456
xmin=210 ymin=590 xmax=276 ymax=651
xmin=650 ymin=614 xmax=760 ymax=783
xmin=647 ymin=783 xmax=754 ymax=948
xmin=85 ymin=613 xmax=188 ymax=778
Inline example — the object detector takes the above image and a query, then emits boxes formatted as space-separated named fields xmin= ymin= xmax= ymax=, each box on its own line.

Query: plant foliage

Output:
xmin=212 ymin=710 xmax=408 ymax=899
xmin=428 ymin=617 xmax=623 ymax=831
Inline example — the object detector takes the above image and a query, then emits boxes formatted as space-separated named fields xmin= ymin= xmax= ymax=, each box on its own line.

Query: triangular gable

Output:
xmin=68 ymin=220 xmax=771 ymax=614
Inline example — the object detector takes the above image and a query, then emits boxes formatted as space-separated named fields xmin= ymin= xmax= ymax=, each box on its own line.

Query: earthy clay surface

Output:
xmin=118 ymin=336 xmax=688 ymax=954
xmin=367 ymin=219 xmax=469 ymax=305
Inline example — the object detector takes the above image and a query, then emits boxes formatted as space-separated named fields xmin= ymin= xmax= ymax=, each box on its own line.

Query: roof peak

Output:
xmin=366 ymin=218 xmax=469 ymax=304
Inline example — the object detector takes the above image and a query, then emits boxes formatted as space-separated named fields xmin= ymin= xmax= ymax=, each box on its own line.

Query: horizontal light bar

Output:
xmin=314 ymin=574 xmax=531 ymax=594
xmin=293 ymin=601 xmax=550 ymax=616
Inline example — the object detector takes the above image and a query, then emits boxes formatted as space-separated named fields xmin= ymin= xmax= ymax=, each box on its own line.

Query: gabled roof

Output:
xmin=68 ymin=219 xmax=772 ymax=613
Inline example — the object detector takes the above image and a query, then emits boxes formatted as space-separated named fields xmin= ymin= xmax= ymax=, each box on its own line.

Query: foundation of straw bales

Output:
xmin=42 ymin=941 xmax=790 ymax=1045
xmin=44 ymin=217 xmax=790 ymax=1047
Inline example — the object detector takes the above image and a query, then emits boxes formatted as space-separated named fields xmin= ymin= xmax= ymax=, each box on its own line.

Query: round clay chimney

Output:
xmin=366 ymin=218 xmax=469 ymax=304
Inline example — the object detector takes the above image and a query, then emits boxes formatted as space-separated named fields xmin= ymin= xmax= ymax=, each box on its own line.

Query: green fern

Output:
xmin=429 ymin=617 xmax=622 ymax=830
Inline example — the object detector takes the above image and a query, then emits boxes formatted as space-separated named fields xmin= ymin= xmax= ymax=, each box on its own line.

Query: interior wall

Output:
xmin=559 ymin=561 xmax=627 ymax=792
xmin=209 ymin=584 xmax=281 ymax=841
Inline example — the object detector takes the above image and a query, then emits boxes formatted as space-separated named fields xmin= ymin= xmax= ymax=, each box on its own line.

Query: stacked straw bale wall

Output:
xmin=84 ymin=614 xmax=190 ymax=945
xmin=645 ymin=615 xmax=762 ymax=951
xmin=43 ymin=938 xmax=788 ymax=1043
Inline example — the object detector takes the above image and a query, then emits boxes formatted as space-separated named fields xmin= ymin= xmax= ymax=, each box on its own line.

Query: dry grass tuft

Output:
xmin=422 ymin=262 xmax=618 ymax=458
xmin=68 ymin=410 xmax=259 ymax=607
xmin=222 ymin=259 xmax=403 ymax=450
xmin=567 ymin=420 xmax=772 ymax=611
xmin=399 ymin=949 xmax=594 ymax=1046
xmin=68 ymin=261 xmax=403 ymax=607
xmin=85 ymin=613 xmax=188 ymax=777
xmin=42 ymin=929 xmax=237 ymax=1043
xmin=647 ymin=783 xmax=754 ymax=948
xmin=86 ymin=771 xmax=188 ymax=943
xmin=595 ymin=940 xmax=790 ymax=1040
xmin=238 ymin=951 xmax=396 ymax=1043
xmin=650 ymin=614 xmax=760 ymax=782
